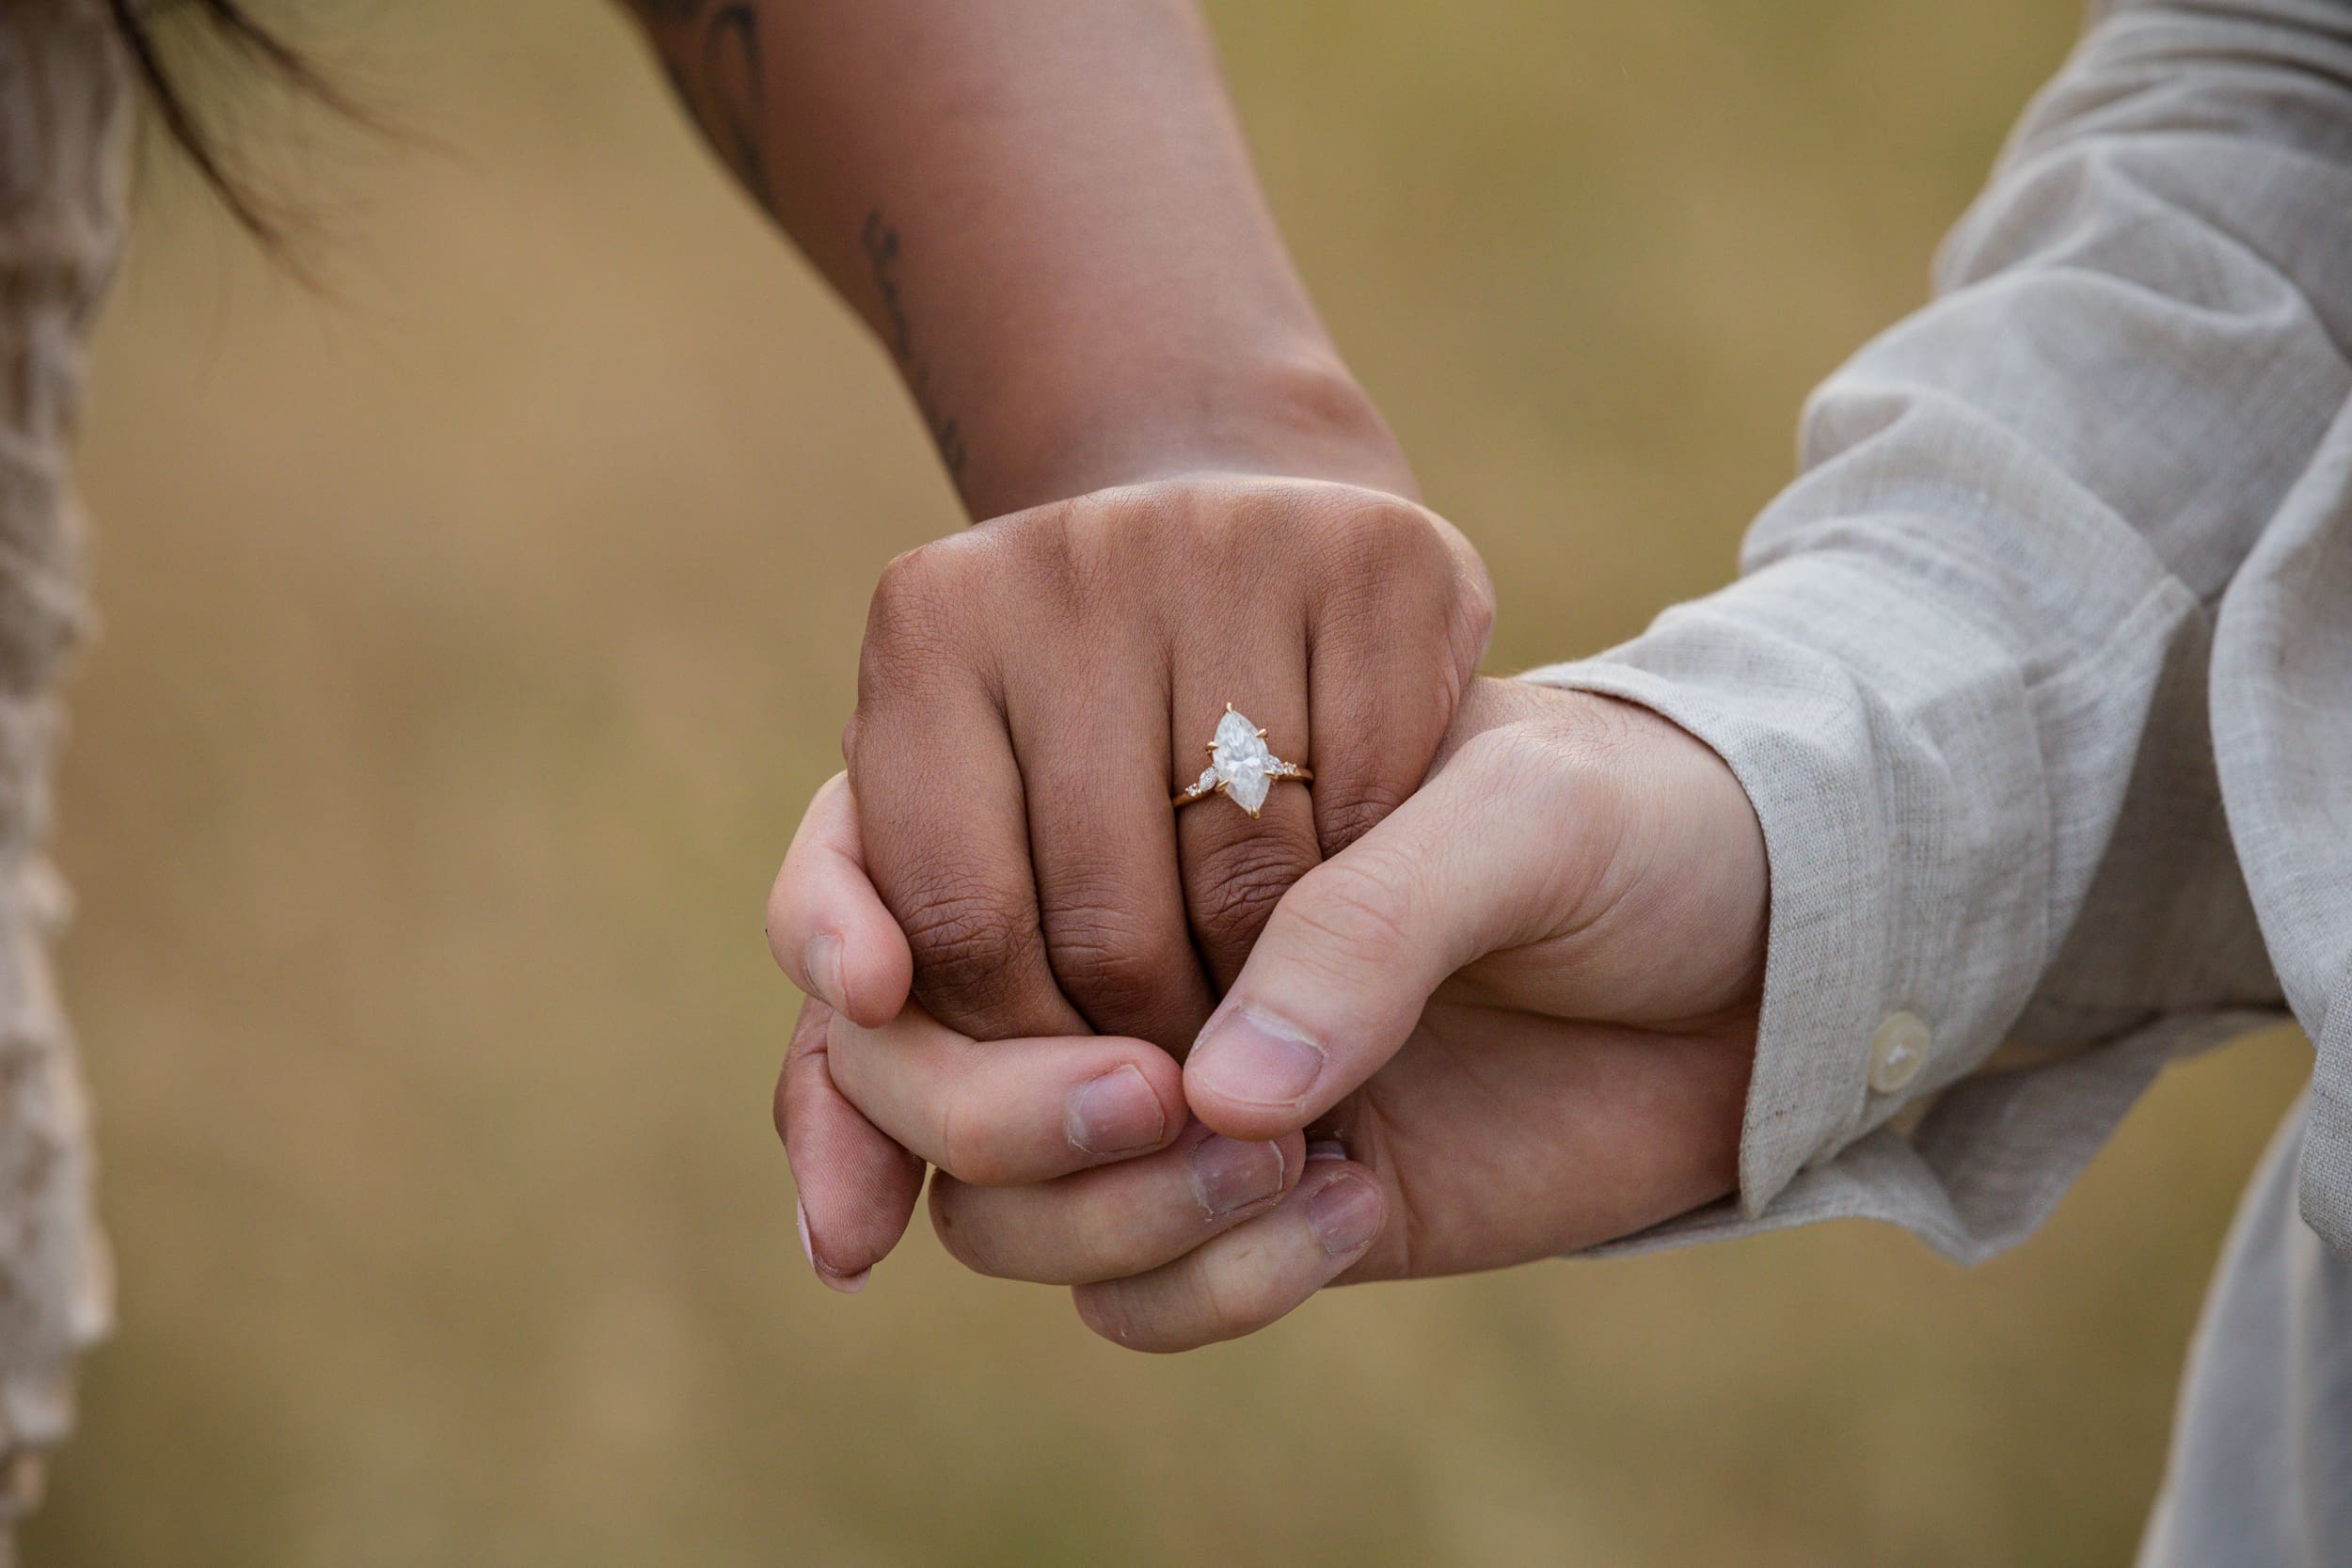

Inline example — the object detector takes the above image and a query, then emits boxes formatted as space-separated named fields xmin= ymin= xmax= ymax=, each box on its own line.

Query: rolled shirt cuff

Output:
xmin=1521 ymin=548 xmax=2055 ymax=1222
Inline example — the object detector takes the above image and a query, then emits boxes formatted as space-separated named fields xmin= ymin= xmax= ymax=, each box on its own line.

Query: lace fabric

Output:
xmin=0 ymin=0 xmax=130 ymax=1526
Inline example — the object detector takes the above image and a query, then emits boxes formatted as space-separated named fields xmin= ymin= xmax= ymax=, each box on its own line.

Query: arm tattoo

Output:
xmin=862 ymin=211 xmax=969 ymax=478
xmin=628 ymin=0 xmax=773 ymax=213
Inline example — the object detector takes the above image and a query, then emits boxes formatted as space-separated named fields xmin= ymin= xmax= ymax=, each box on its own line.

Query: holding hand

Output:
xmin=839 ymin=473 xmax=1491 ymax=1057
xmin=771 ymin=677 xmax=1769 ymax=1348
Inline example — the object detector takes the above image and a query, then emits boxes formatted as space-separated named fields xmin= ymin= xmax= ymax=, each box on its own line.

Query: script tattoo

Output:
xmin=861 ymin=211 xmax=969 ymax=478
xmin=630 ymin=0 xmax=773 ymax=213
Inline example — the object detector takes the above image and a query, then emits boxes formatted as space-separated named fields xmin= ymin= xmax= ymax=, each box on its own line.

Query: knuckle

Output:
xmin=869 ymin=540 xmax=953 ymax=624
xmin=762 ymin=879 xmax=796 ymax=974
xmin=861 ymin=548 xmax=964 ymax=686
xmin=1186 ymin=833 xmax=1317 ymax=950
xmin=1041 ymin=897 xmax=1189 ymax=1034
xmin=1454 ymin=560 xmax=1497 ymax=648
xmin=1070 ymin=1201 xmax=1152 ymax=1282
xmin=896 ymin=877 xmax=1040 ymax=1017
xmin=1326 ymin=495 xmax=1442 ymax=578
xmin=930 ymin=1078 xmax=1009 ymax=1187
xmin=1100 ymin=476 xmax=1270 ymax=572
xmin=927 ymin=1180 xmax=1004 ymax=1275
xmin=1033 ymin=490 xmax=1185 ymax=617
xmin=1189 ymin=1255 xmax=1281 ymax=1344
xmin=991 ymin=499 xmax=1098 ymax=605
xmin=1053 ymin=486 xmax=1154 ymax=557
xmin=1312 ymin=776 xmax=1412 ymax=857
xmin=1318 ymin=499 xmax=1490 ymax=656
xmin=772 ymin=1001 xmax=829 ymax=1147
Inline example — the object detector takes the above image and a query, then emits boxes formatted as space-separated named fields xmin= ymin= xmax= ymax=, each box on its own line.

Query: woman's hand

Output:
xmin=769 ymin=676 xmax=1770 ymax=1345
xmin=837 ymin=473 xmax=1492 ymax=1060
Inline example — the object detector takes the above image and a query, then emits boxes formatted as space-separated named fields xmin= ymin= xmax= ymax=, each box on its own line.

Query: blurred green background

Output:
xmin=21 ymin=1 xmax=2312 ymax=1562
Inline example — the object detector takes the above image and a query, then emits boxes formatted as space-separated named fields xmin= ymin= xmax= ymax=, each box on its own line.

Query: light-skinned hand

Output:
xmin=769 ymin=676 xmax=1768 ymax=1347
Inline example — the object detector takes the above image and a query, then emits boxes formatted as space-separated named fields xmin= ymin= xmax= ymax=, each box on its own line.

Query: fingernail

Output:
xmin=1189 ymin=1136 xmax=1288 ymax=1217
xmin=1066 ymin=1064 xmax=1167 ymax=1157
xmin=1306 ymin=1139 xmax=1348 ymax=1163
xmin=796 ymin=1198 xmax=870 ymax=1294
xmin=803 ymin=932 xmax=847 ymax=1013
xmin=1307 ymin=1174 xmax=1383 ymax=1259
xmin=1190 ymin=1005 xmax=1326 ymax=1109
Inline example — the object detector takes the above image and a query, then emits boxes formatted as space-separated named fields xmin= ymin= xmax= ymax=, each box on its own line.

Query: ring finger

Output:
xmin=1171 ymin=634 xmax=1320 ymax=993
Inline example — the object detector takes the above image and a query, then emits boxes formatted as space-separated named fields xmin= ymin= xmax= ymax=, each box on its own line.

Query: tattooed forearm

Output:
xmin=627 ymin=5 xmax=972 ymax=483
xmin=629 ymin=1 xmax=773 ymax=213
xmin=862 ymin=211 xmax=969 ymax=477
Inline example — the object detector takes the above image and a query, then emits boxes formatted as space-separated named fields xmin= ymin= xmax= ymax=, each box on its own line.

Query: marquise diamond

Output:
xmin=1212 ymin=707 xmax=1276 ymax=815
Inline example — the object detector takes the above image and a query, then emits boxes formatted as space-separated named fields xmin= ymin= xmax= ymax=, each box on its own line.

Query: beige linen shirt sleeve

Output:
xmin=1527 ymin=0 xmax=2352 ymax=1263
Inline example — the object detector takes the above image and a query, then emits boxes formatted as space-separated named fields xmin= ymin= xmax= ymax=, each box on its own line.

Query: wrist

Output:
xmin=956 ymin=346 xmax=1417 ymax=520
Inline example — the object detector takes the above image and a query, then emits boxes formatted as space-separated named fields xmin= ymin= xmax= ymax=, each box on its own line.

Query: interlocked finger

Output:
xmin=929 ymin=1123 xmax=1305 ymax=1285
xmin=1069 ymin=1156 xmax=1387 ymax=1352
xmin=825 ymin=1004 xmax=1186 ymax=1187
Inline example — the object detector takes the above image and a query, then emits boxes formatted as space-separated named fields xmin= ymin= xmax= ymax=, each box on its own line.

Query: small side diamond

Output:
xmin=1193 ymin=766 xmax=1218 ymax=797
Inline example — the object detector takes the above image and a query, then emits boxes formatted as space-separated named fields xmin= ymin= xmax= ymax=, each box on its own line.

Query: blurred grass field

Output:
xmin=20 ymin=1 xmax=2313 ymax=1562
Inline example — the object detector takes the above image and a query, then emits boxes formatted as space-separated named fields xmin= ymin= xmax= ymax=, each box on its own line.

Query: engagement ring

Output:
xmin=1172 ymin=705 xmax=1312 ymax=818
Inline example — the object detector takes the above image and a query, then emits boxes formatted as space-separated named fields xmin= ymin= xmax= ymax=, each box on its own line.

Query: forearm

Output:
xmin=620 ymin=0 xmax=1411 ymax=518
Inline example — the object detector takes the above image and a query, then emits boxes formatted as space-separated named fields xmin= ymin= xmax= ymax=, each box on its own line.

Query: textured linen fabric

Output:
xmin=2217 ymin=373 xmax=2352 ymax=1255
xmin=1525 ymin=0 xmax=2352 ymax=1556
xmin=2136 ymin=1092 xmax=2352 ymax=1567
xmin=0 ymin=0 xmax=123 ymax=1542
xmin=1529 ymin=0 xmax=2352 ymax=1264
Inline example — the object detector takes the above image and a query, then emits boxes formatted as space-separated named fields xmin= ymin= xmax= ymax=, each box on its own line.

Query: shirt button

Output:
xmin=1868 ymin=1011 xmax=1931 ymax=1095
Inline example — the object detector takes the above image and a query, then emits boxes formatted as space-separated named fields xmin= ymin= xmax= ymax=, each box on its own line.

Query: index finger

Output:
xmin=827 ymin=1003 xmax=1187 ymax=1187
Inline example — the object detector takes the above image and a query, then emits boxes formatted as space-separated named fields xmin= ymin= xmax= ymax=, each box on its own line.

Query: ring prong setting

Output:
xmin=1172 ymin=704 xmax=1312 ymax=817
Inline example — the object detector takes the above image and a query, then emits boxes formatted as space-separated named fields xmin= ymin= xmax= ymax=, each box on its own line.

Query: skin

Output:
xmin=620 ymin=0 xmax=1422 ymax=515
xmin=620 ymin=0 xmax=1494 ymax=1053
xmin=769 ymin=677 xmax=1771 ymax=1349
xmin=626 ymin=5 xmax=1747 ymax=1341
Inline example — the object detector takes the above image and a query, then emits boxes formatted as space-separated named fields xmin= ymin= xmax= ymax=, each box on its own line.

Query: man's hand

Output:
xmin=840 ymin=473 xmax=1491 ymax=1059
xmin=769 ymin=676 xmax=1769 ymax=1345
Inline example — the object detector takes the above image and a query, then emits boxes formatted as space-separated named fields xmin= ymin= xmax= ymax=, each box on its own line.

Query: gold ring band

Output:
xmin=1171 ymin=763 xmax=1313 ymax=809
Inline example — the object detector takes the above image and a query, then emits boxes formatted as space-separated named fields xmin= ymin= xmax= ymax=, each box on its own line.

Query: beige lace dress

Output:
xmin=0 ymin=0 xmax=126 ymax=1534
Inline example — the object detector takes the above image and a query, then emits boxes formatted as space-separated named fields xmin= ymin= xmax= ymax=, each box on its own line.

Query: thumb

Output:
xmin=766 ymin=771 xmax=915 ymax=1029
xmin=1182 ymin=752 xmax=1537 ymax=1141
